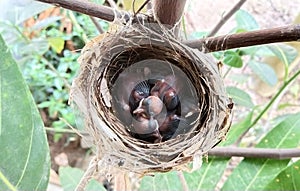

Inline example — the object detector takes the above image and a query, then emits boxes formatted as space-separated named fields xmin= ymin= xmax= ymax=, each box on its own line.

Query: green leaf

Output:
xmin=222 ymin=113 xmax=300 ymax=191
xmin=267 ymin=44 xmax=298 ymax=66
xmin=140 ymin=157 xmax=230 ymax=191
xmin=223 ymin=51 xmax=243 ymax=68
xmin=59 ymin=167 xmax=106 ymax=191
xmin=0 ymin=35 xmax=50 ymax=190
xmin=140 ymin=171 xmax=183 ymax=191
xmin=226 ymin=86 xmax=254 ymax=108
xmin=248 ymin=60 xmax=278 ymax=86
xmin=184 ymin=157 xmax=230 ymax=190
xmin=48 ymin=37 xmax=65 ymax=54
xmin=221 ymin=111 xmax=253 ymax=146
xmin=264 ymin=159 xmax=300 ymax=190
xmin=235 ymin=9 xmax=259 ymax=31
xmin=0 ymin=0 xmax=51 ymax=25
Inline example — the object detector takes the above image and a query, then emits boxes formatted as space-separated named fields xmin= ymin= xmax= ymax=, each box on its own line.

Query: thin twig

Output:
xmin=106 ymin=0 xmax=118 ymax=9
xmin=177 ymin=171 xmax=189 ymax=191
xmin=209 ymin=147 xmax=300 ymax=159
xmin=41 ymin=57 xmax=71 ymax=90
xmin=90 ymin=16 xmax=105 ymax=33
xmin=207 ymin=0 xmax=247 ymax=37
xmin=45 ymin=126 xmax=90 ymax=136
xmin=133 ymin=0 xmax=150 ymax=17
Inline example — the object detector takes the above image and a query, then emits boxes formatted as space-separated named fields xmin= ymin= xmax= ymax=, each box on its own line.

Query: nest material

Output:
xmin=70 ymin=22 xmax=232 ymax=174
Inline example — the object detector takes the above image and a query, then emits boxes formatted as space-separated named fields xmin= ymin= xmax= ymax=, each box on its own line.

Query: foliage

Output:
xmin=0 ymin=35 xmax=50 ymax=191
xmin=59 ymin=167 xmax=106 ymax=191
xmin=0 ymin=1 xmax=299 ymax=191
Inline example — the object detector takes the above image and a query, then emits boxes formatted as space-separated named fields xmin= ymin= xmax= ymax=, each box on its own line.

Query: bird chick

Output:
xmin=133 ymin=96 xmax=164 ymax=118
xmin=129 ymin=81 xmax=150 ymax=112
xmin=131 ymin=111 xmax=162 ymax=143
xmin=150 ymin=79 xmax=180 ymax=111
xmin=159 ymin=113 xmax=181 ymax=141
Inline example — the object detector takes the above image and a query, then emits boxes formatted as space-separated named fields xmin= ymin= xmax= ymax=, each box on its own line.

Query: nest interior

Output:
xmin=70 ymin=23 xmax=232 ymax=174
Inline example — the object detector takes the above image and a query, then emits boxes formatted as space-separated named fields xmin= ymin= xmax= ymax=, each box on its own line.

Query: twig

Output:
xmin=106 ymin=0 xmax=118 ymax=9
xmin=41 ymin=57 xmax=71 ymax=90
xmin=133 ymin=0 xmax=150 ymax=17
xmin=209 ymin=147 xmax=300 ymax=159
xmin=177 ymin=171 xmax=189 ymax=191
xmin=207 ymin=0 xmax=247 ymax=37
xmin=45 ymin=126 xmax=90 ymax=136
xmin=184 ymin=24 xmax=300 ymax=52
xmin=90 ymin=16 xmax=105 ymax=33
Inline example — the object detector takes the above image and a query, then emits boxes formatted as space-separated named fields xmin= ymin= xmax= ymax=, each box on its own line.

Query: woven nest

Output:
xmin=70 ymin=22 xmax=233 ymax=175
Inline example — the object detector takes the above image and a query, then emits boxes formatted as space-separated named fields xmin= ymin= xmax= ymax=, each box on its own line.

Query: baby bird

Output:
xmin=133 ymin=96 xmax=164 ymax=118
xmin=150 ymin=79 xmax=180 ymax=111
xmin=131 ymin=108 xmax=162 ymax=143
xmin=129 ymin=80 xmax=151 ymax=112
xmin=159 ymin=113 xmax=181 ymax=141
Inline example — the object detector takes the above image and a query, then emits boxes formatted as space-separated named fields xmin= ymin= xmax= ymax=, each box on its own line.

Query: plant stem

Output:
xmin=235 ymin=69 xmax=300 ymax=144
xmin=40 ymin=57 xmax=71 ymax=90
xmin=45 ymin=127 xmax=78 ymax=134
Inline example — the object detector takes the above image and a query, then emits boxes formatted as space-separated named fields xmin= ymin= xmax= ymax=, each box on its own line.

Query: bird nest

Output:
xmin=70 ymin=22 xmax=233 ymax=175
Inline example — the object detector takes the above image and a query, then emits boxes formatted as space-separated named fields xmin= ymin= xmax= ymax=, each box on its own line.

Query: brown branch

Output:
xmin=152 ymin=0 xmax=187 ymax=27
xmin=207 ymin=0 xmax=247 ymax=37
xmin=184 ymin=24 xmax=300 ymax=52
xmin=209 ymin=147 xmax=300 ymax=159
xmin=35 ymin=0 xmax=127 ymax=22
xmin=35 ymin=0 xmax=300 ymax=52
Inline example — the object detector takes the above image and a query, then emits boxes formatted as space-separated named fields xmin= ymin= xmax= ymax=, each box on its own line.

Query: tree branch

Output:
xmin=152 ymin=0 xmax=187 ymax=27
xmin=209 ymin=147 xmax=300 ymax=159
xmin=207 ymin=0 xmax=247 ymax=37
xmin=35 ymin=0 xmax=127 ymax=22
xmin=35 ymin=0 xmax=300 ymax=52
xmin=184 ymin=24 xmax=300 ymax=52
